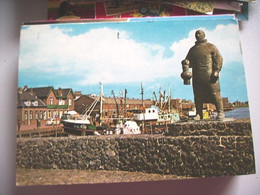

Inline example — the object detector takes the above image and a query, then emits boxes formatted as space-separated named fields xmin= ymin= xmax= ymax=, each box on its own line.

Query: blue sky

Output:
xmin=18 ymin=15 xmax=248 ymax=103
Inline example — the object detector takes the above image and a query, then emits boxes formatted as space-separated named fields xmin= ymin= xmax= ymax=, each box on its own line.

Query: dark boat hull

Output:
xmin=62 ymin=121 xmax=97 ymax=136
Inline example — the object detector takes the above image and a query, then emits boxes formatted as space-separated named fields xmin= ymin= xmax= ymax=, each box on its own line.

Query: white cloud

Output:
xmin=20 ymin=24 xmax=175 ymax=85
xmin=170 ymin=23 xmax=242 ymax=67
xmin=19 ymin=23 xmax=242 ymax=86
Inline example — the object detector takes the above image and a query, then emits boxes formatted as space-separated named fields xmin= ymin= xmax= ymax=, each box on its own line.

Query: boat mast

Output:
xmin=99 ymin=82 xmax=103 ymax=120
xmin=111 ymin=90 xmax=120 ymax=119
xmin=168 ymin=84 xmax=171 ymax=112
xmin=124 ymin=89 xmax=127 ymax=118
xmin=141 ymin=83 xmax=144 ymax=107
xmin=153 ymin=92 xmax=158 ymax=106
xmin=159 ymin=87 xmax=163 ymax=109
xmin=141 ymin=83 xmax=145 ymax=133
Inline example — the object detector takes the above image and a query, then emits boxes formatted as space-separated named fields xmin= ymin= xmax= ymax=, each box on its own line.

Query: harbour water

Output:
xmin=225 ymin=107 xmax=250 ymax=119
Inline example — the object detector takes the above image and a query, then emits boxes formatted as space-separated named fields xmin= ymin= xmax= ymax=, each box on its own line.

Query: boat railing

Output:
xmin=81 ymin=93 xmax=102 ymax=118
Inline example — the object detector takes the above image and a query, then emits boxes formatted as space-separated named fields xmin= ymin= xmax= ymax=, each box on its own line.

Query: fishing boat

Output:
xmin=153 ymin=86 xmax=181 ymax=124
xmin=62 ymin=83 xmax=104 ymax=136
xmin=157 ymin=111 xmax=180 ymax=124
xmin=133 ymin=84 xmax=182 ymax=129
xmin=133 ymin=107 xmax=159 ymax=122
xmin=62 ymin=117 xmax=98 ymax=136
xmin=122 ymin=120 xmax=141 ymax=134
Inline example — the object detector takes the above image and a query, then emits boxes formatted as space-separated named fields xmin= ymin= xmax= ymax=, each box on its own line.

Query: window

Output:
xmin=40 ymin=111 xmax=43 ymax=119
xmin=32 ymin=101 xmax=38 ymax=106
xmin=43 ymin=111 xmax=47 ymax=120
xmin=24 ymin=101 xmax=31 ymax=106
xmin=59 ymin=99 xmax=65 ymax=105
xmin=24 ymin=111 xmax=28 ymax=120
xmin=53 ymin=111 xmax=57 ymax=118
xmin=59 ymin=111 xmax=63 ymax=118
xmin=68 ymin=98 xmax=72 ymax=106
xmin=49 ymin=98 xmax=53 ymax=105
xmin=35 ymin=111 xmax=38 ymax=119
xmin=48 ymin=110 xmax=52 ymax=118
xmin=30 ymin=111 xmax=33 ymax=120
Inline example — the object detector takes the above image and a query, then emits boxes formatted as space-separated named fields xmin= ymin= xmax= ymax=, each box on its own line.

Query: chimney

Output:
xmin=75 ymin=91 xmax=82 ymax=98
xmin=58 ymin=87 xmax=62 ymax=96
xmin=23 ymin=85 xmax=28 ymax=91
xmin=18 ymin=88 xmax=23 ymax=94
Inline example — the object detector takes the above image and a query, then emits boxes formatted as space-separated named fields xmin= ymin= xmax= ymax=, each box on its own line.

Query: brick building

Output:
xmin=29 ymin=87 xmax=75 ymax=119
xmin=17 ymin=86 xmax=75 ymax=131
xmin=17 ymin=88 xmax=47 ymax=129
xmin=222 ymin=97 xmax=234 ymax=110
xmin=75 ymin=95 xmax=154 ymax=119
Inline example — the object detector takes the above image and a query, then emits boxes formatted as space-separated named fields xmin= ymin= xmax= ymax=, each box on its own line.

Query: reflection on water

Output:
xmin=225 ymin=107 xmax=250 ymax=119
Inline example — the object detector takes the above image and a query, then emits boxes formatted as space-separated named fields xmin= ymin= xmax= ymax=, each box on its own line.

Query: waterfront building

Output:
xmin=17 ymin=88 xmax=46 ymax=130
xmin=74 ymin=95 xmax=153 ymax=120
xmin=17 ymin=86 xmax=75 ymax=131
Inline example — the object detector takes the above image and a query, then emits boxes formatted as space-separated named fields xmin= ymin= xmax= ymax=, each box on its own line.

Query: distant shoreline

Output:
xmin=234 ymin=104 xmax=249 ymax=108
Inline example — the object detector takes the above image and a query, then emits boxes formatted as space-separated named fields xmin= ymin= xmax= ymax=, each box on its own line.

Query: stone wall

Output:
xmin=16 ymin=120 xmax=255 ymax=178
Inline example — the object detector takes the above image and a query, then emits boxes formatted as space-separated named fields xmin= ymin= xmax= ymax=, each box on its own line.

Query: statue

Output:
xmin=181 ymin=30 xmax=225 ymax=120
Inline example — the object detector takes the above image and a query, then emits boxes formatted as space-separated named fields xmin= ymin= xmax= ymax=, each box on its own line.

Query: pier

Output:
xmin=17 ymin=126 xmax=64 ymax=138
xmin=16 ymin=119 xmax=255 ymax=178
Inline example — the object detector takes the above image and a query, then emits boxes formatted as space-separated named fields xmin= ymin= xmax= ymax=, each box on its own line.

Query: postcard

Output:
xmin=143 ymin=0 xmax=215 ymax=14
xmin=48 ymin=0 xmax=96 ymax=20
xmin=16 ymin=15 xmax=255 ymax=186
xmin=48 ymin=1 xmax=249 ymax=21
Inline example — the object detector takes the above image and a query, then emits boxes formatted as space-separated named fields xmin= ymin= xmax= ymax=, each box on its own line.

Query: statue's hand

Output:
xmin=210 ymin=71 xmax=219 ymax=83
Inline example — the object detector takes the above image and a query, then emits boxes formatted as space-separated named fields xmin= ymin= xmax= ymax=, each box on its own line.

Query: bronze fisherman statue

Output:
xmin=181 ymin=30 xmax=225 ymax=120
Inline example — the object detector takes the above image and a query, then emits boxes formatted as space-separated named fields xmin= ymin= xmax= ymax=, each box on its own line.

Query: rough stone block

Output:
xmin=16 ymin=120 xmax=255 ymax=178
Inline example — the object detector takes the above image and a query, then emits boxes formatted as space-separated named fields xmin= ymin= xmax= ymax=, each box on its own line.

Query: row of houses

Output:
xmin=17 ymin=85 xmax=233 ymax=131
xmin=17 ymin=86 xmax=75 ymax=129
xmin=17 ymin=86 xmax=156 ymax=130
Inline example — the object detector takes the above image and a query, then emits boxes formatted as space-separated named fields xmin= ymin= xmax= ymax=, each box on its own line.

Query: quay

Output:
xmin=17 ymin=125 xmax=64 ymax=138
xmin=16 ymin=120 xmax=255 ymax=178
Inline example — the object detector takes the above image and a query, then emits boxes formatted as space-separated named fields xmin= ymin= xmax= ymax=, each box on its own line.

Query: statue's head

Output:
xmin=195 ymin=30 xmax=205 ymax=41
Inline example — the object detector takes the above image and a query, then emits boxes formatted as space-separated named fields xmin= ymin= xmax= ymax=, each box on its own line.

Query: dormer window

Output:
xmin=49 ymin=98 xmax=53 ymax=105
xmin=24 ymin=101 xmax=31 ymax=106
xmin=32 ymin=101 xmax=38 ymax=106
xmin=59 ymin=99 xmax=65 ymax=105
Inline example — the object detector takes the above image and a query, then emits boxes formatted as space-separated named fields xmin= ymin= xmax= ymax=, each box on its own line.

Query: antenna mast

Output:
xmin=124 ymin=89 xmax=127 ymax=117
xmin=168 ymin=84 xmax=171 ymax=112
xmin=141 ymin=83 xmax=144 ymax=107
xmin=141 ymin=83 xmax=145 ymax=133
xmin=111 ymin=90 xmax=120 ymax=119
xmin=99 ymin=82 xmax=103 ymax=120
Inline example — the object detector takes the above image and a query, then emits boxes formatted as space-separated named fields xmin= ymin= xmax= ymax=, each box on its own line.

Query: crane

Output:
xmin=111 ymin=90 xmax=120 ymax=119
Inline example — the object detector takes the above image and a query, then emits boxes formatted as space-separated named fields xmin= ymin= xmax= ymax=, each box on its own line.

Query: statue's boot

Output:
xmin=217 ymin=111 xmax=225 ymax=120
xmin=194 ymin=114 xmax=201 ymax=120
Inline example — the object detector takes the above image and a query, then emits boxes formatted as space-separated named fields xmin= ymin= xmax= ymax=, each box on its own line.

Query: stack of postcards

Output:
xmin=16 ymin=0 xmax=256 ymax=187
xmin=47 ymin=0 xmax=253 ymax=21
